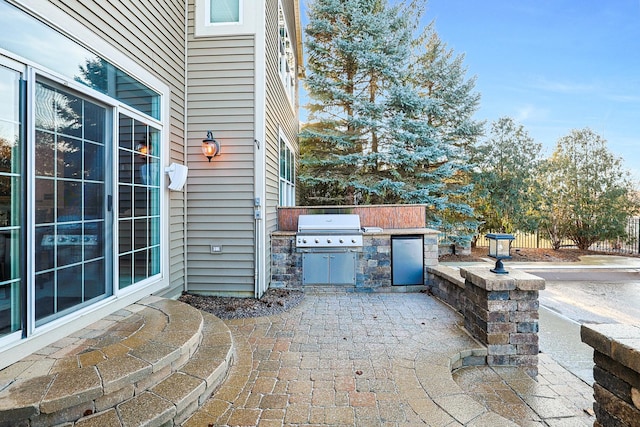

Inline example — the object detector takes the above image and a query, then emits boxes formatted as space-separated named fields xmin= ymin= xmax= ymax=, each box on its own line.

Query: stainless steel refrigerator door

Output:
xmin=392 ymin=236 xmax=424 ymax=285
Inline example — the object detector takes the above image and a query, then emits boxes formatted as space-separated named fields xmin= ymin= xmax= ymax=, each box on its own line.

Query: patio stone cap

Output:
xmin=427 ymin=265 xmax=465 ymax=289
xmin=459 ymin=267 xmax=545 ymax=291
xmin=581 ymin=323 xmax=640 ymax=373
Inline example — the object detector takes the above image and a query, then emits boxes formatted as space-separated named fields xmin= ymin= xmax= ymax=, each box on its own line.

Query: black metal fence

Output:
xmin=474 ymin=217 xmax=640 ymax=255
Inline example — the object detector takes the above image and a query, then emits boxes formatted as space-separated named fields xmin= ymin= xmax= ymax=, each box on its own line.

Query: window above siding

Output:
xmin=210 ymin=0 xmax=240 ymax=24
xmin=279 ymin=132 xmax=295 ymax=207
xmin=278 ymin=1 xmax=296 ymax=104
xmin=195 ymin=0 xmax=258 ymax=36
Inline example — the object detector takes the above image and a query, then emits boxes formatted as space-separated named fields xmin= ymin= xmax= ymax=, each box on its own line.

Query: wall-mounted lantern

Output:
xmin=136 ymin=142 xmax=148 ymax=156
xmin=485 ymin=233 xmax=515 ymax=274
xmin=202 ymin=130 xmax=221 ymax=162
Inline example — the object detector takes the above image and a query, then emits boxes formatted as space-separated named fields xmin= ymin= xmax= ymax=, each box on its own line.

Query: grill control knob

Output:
xmin=339 ymin=239 xmax=344 ymax=243
xmin=302 ymin=239 xmax=307 ymax=244
xmin=327 ymin=238 xmax=332 ymax=244
xmin=315 ymin=239 xmax=319 ymax=243
xmin=351 ymin=238 xmax=357 ymax=243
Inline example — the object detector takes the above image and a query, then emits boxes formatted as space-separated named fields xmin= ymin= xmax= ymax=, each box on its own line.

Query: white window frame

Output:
xmin=113 ymin=105 xmax=164 ymax=298
xmin=195 ymin=0 xmax=258 ymax=37
xmin=278 ymin=0 xmax=296 ymax=104
xmin=279 ymin=130 xmax=295 ymax=207
xmin=24 ymin=67 xmax=167 ymax=334
xmin=0 ymin=56 xmax=26 ymax=348
xmin=28 ymin=68 xmax=116 ymax=330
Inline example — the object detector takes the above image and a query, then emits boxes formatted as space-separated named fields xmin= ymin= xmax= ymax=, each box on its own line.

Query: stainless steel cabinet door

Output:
xmin=302 ymin=252 xmax=355 ymax=285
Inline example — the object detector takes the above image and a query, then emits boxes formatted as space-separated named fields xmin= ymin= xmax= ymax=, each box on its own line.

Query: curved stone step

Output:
xmin=0 ymin=297 xmax=233 ymax=427
xmin=74 ymin=311 xmax=233 ymax=427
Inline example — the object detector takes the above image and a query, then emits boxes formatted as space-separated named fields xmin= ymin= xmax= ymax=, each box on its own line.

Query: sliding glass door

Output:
xmin=34 ymin=80 xmax=110 ymax=325
xmin=0 ymin=63 xmax=22 ymax=339
xmin=0 ymin=48 xmax=163 ymax=342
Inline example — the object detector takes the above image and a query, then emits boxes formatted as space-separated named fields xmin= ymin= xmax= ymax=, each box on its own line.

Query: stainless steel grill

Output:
xmin=296 ymin=214 xmax=362 ymax=285
xmin=296 ymin=214 xmax=363 ymax=249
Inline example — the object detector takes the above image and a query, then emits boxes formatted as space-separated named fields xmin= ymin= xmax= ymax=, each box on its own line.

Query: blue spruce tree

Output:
xmin=300 ymin=0 xmax=482 ymax=243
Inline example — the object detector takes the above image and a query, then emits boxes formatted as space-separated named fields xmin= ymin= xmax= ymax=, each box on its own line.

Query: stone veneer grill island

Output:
xmin=271 ymin=206 xmax=439 ymax=291
xmin=273 ymin=206 xmax=547 ymax=377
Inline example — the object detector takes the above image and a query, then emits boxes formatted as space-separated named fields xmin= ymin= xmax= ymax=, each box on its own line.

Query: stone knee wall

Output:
xmin=581 ymin=324 xmax=640 ymax=427
xmin=427 ymin=266 xmax=465 ymax=313
xmin=427 ymin=265 xmax=545 ymax=378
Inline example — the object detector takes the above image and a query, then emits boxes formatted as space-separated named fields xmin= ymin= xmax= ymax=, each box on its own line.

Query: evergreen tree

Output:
xmin=300 ymin=0 xmax=412 ymax=205
xmin=299 ymin=0 xmax=482 ymax=243
xmin=472 ymin=117 xmax=542 ymax=234
xmin=395 ymin=25 xmax=483 ymax=241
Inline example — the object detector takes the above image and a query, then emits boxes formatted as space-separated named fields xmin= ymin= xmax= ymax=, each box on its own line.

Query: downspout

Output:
xmin=254 ymin=1 xmax=267 ymax=298
xmin=183 ymin=0 xmax=189 ymax=292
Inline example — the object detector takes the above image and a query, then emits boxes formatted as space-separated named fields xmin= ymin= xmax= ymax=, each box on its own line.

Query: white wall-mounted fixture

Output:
xmin=165 ymin=163 xmax=188 ymax=191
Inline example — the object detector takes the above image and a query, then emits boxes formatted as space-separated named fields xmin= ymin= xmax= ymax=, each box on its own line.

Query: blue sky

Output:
xmin=300 ymin=0 xmax=640 ymax=183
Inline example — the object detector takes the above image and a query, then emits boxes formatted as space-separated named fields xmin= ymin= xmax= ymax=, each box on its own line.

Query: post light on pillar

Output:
xmin=485 ymin=233 xmax=515 ymax=274
xmin=202 ymin=131 xmax=221 ymax=162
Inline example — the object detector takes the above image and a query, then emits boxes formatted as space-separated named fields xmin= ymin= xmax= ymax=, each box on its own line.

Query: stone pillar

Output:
xmin=459 ymin=267 xmax=545 ymax=378
xmin=581 ymin=323 xmax=640 ymax=427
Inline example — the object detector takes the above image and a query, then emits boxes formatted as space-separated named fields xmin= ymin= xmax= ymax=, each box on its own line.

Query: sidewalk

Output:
xmin=442 ymin=254 xmax=640 ymax=270
xmin=186 ymin=291 xmax=594 ymax=426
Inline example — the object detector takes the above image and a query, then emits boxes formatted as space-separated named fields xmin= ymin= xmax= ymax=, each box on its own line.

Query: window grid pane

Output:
xmin=117 ymin=114 xmax=160 ymax=289
xmin=278 ymin=3 xmax=296 ymax=102
xmin=278 ymin=137 xmax=295 ymax=207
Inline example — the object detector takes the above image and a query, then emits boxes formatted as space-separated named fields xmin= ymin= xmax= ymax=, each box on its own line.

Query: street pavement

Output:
xmin=510 ymin=254 xmax=640 ymax=270
xmin=530 ymin=256 xmax=640 ymax=386
xmin=538 ymin=306 xmax=594 ymax=384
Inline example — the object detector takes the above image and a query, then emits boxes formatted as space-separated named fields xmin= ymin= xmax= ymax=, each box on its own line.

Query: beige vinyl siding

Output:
xmin=44 ymin=0 xmax=187 ymax=298
xmin=186 ymin=1 xmax=256 ymax=296
xmin=263 ymin=0 xmax=300 ymax=290
xmin=265 ymin=0 xmax=300 ymax=224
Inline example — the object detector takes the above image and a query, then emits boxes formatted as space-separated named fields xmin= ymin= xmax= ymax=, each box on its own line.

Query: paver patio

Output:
xmin=185 ymin=291 xmax=594 ymax=426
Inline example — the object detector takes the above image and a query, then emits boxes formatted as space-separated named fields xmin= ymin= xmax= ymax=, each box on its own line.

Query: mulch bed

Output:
xmin=179 ymin=288 xmax=304 ymax=320
xmin=438 ymin=247 xmax=622 ymax=263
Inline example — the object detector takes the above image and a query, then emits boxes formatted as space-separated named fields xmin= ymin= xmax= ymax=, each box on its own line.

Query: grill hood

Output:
xmin=296 ymin=214 xmax=363 ymax=248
